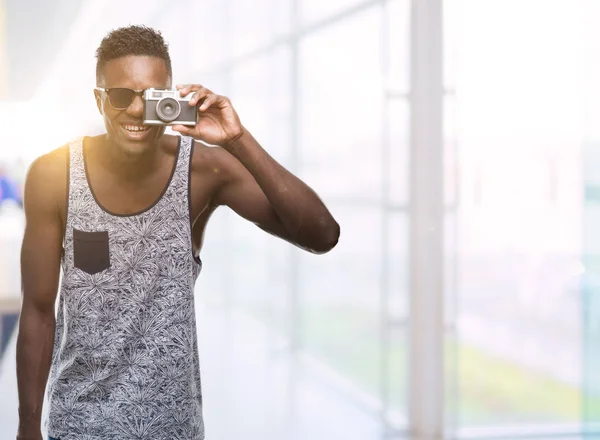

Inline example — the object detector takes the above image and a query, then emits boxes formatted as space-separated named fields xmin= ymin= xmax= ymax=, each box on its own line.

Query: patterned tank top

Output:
xmin=45 ymin=136 xmax=204 ymax=440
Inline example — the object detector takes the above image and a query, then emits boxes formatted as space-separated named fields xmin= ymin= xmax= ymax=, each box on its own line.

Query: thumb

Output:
xmin=171 ymin=124 xmax=193 ymax=136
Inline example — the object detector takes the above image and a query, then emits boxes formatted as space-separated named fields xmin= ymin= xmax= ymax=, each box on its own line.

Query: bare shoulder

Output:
xmin=25 ymin=143 xmax=70 ymax=216
xmin=187 ymin=139 xmax=243 ymax=212
xmin=26 ymin=144 xmax=69 ymax=189
xmin=189 ymin=140 xmax=237 ymax=182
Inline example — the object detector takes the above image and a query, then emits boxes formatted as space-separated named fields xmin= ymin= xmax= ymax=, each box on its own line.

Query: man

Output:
xmin=16 ymin=25 xmax=339 ymax=440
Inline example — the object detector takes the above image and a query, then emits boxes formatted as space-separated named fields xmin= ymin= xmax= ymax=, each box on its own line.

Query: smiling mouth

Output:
xmin=120 ymin=123 xmax=153 ymax=141
xmin=121 ymin=123 xmax=151 ymax=133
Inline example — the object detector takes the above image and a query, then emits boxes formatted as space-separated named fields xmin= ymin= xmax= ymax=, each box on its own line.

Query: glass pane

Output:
xmin=582 ymin=200 xmax=600 ymax=429
xmin=300 ymin=206 xmax=383 ymax=402
xmin=223 ymin=49 xmax=293 ymax=321
xmin=444 ymin=95 xmax=458 ymax=207
xmin=445 ymin=213 xmax=460 ymax=433
xmin=583 ymin=0 xmax=600 ymax=428
xmin=388 ymin=98 xmax=409 ymax=207
xmin=299 ymin=6 xmax=383 ymax=202
xmin=385 ymin=213 xmax=409 ymax=322
xmin=583 ymin=0 xmax=600 ymax=143
xmin=443 ymin=0 xmax=460 ymax=91
xmin=384 ymin=214 xmax=409 ymax=419
xmin=186 ymin=0 xmax=230 ymax=70
xmin=447 ymin=0 xmax=586 ymax=432
xmin=300 ymin=0 xmax=366 ymax=26
xmin=383 ymin=326 xmax=408 ymax=431
xmin=232 ymin=0 xmax=290 ymax=57
xmin=444 ymin=213 xmax=458 ymax=325
xmin=386 ymin=0 xmax=410 ymax=94
xmin=231 ymin=47 xmax=292 ymax=160
xmin=231 ymin=56 xmax=271 ymax=139
xmin=0 ymin=4 xmax=8 ymax=99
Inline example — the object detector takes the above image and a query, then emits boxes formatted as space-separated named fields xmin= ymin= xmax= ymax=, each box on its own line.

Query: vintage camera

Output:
xmin=143 ymin=88 xmax=197 ymax=126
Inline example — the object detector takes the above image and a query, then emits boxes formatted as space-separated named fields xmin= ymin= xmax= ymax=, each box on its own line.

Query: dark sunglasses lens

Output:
xmin=108 ymin=88 xmax=135 ymax=109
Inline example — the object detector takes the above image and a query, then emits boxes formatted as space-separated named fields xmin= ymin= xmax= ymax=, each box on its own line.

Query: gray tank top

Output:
xmin=45 ymin=136 xmax=204 ymax=440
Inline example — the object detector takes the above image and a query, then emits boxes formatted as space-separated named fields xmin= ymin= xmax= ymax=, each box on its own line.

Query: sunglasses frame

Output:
xmin=95 ymin=87 xmax=146 ymax=110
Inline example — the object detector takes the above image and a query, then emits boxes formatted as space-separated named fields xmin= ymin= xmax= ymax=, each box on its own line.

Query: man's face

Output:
xmin=94 ymin=55 xmax=171 ymax=157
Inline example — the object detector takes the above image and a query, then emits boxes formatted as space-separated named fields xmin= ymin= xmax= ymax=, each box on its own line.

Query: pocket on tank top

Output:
xmin=72 ymin=228 xmax=111 ymax=274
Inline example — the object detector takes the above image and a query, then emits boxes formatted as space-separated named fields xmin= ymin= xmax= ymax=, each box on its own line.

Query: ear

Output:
xmin=93 ymin=89 xmax=103 ymax=114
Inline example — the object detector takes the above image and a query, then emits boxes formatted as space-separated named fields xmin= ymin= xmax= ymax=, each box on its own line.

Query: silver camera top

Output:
xmin=143 ymin=88 xmax=194 ymax=101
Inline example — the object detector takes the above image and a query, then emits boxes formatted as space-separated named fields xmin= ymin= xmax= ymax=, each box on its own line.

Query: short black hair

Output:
xmin=95 ymin=25 xmax=172 ymax=84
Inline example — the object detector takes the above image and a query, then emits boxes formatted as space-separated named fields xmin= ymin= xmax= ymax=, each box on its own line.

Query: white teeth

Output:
xmin=122 ymin=124 xmax=149 ymax=132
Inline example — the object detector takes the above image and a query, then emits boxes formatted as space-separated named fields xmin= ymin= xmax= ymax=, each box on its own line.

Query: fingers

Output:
xmin=198 ymin=93 xmax=219 ymax=111
xmin=176 ymin=84 xmax=221 ymax=111
xmin=171 ymin=124 xmax=193 ymax=135
xmin=176 ymin=84 xmax=200 ymax=96
xmin=176 ymin=84 xmax=207 ymax=104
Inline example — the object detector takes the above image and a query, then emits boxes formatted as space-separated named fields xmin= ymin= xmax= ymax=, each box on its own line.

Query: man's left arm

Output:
xmin=173 ymin=84 xmax=340 ymax=254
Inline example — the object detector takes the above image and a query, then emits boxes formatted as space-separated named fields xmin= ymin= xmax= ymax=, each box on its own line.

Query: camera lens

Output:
xmin=156 ymin=97 xmax=181 ymax=122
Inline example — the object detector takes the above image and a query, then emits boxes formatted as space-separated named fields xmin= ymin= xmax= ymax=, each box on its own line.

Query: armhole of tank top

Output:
xmin=61 ymin=141 xmax=72 ymax=252
xmin=187 ymin=139 xmax=201 ymax=266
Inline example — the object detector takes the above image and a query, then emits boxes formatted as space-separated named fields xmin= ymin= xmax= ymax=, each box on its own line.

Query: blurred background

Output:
xmin=0 ymin=0 xmax=599 ymax=439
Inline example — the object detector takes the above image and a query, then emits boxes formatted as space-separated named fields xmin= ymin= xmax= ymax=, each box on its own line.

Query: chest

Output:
xmin=94 ymin=171 xmax=173 ymax=215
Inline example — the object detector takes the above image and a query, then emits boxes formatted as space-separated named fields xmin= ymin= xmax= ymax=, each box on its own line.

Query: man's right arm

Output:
xmin=16 ymin=148 xmax=67 ymax=440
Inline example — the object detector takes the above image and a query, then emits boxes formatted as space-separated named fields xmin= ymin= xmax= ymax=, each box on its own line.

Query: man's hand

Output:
xmin=172 ymin=84 xmax=245 ymax=147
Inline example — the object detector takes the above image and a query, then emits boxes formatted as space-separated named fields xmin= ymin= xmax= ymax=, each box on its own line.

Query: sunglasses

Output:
xmin=95 ymin=87 xmax=146 ymax=110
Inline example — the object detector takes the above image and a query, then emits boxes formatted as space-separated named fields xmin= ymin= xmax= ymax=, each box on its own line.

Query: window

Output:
xmin=445 ymin=0 xmax=588 ymax=434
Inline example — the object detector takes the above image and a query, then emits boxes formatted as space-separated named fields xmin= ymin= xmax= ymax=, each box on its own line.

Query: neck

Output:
xmin=95 ymin=134 xmax=163 ymax=181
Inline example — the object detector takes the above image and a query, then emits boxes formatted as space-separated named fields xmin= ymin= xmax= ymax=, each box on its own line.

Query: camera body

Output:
xmin=143 ymin=88 xmax=197 ymax=126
